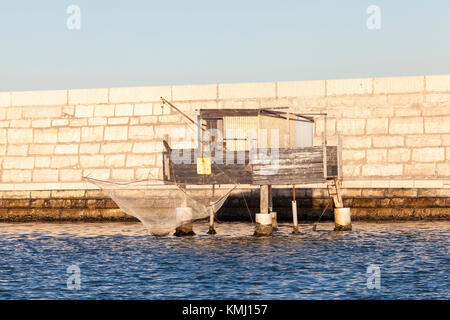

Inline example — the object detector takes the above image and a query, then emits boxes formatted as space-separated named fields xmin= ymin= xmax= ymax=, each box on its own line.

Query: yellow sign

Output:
xmin=197 ymin=157 xmax=211 ymax=175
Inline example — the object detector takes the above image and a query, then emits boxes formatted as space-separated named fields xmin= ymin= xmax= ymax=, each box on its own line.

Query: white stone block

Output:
xmin=411 ymin=147 xmax=445 ymax=162
xmin=100 ymin=142 xmax=132 ymax=154
xmin=109 ymin=86 xmax=171 ymax=103
xmin=68 ymin=88 xmax=109 ymax=105
xmin=1 ymin=170 xmax=32 ymax=182
xmin=34 ymin=156 xmax=51 ymax=168
xmin=374 ymin=76 xmax=424 ymax=94
xmin=54 ymin=144 xmax=79 ymax=155
xmin=58 ymin=128 xmax=81 ymax=143
xmin=80 ymin=155 xmax=105 ymax=168
xmin=218 ymin=82 xmax=276 ymax=99
xmin=34 ymin=128 xmax=58 ymax=143
xmin=81 ymin=126 xmax=104 ymax=142
xmin=22 ymin=106 xmax=61 ymax=119
xmin=88 ymin=117 xmax=107 ymax=126
xmin=129 ymin=126 xmax=154 ymax=140
xmin=133 ymin=142 xmax=163 ymax=153
xmin=0 ymin=92 xmax=10 ymax=107
xmin=29 ymin=144 xmax=55 ymax=155
xmin=126 ymin=155 xmax=155 ymax=167
xmin=389 ymin=117 xmax=423 ymax=134
xmin=134 ymin=103 xmax=153 ymax=116
xmin=59 ymin=169 xmax=82 ymax=182
xmin=51 ymin=156 xmax=78 ymax=168
xmin=7 ymin=145 xmax=28 ymax=156
xmin=8 ymin=128 xmax=33 ymax=144
xmin=424 ymin=116 xmax=450 ymax=133
xmin=277 ymin=80 xmax=325 ymax=97
xmin=108 ymin=117 xmax=129 ymax=125
xmin=83 ymin=169 xmax=110 ymax=180
xmin=115 ymin=104 xmax=134 ymax=116
xmin=32 ymin=169 xmax=59 ymax=182
xmin=326 ymin=78 xmax=372 ymax=95
xmin=172 ymin=84 xmax=217 ymax=101
xmin=11 ymin=90 xmax=67 ymax=106
xmin=425 ymin=75 xmax=450 ymax=92
xmin=111 ymin=169 xmax=134 ymax=180
xmin=75 ymin=105 xmax=94 ymax=118
xmin=80 ymin=143 xmax=100 ymax=154
xmin=104 ymin=126 xmax=128 ymax=141
xmin=3 ymin=157 xmax=34 ymax=169
xmin=105 ymin=155 xmax=126 ymax=168
xmin=94 ymin=104 xmax=115 ymax=117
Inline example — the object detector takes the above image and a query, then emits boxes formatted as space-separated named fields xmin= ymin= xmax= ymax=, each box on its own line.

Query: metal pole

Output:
xmin=161 ymin=97 xmax=201 ymax=129
xmin=287 ymin=109 xmax=291 ymax=148
xmin=292 ymin=184 xmax=299 ymax=234
xmin=292 ymin=200 xmax=299 ymax=234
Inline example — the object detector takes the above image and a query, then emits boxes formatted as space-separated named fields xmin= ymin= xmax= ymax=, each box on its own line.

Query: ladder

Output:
xmin=327 ymin=177 xmax=343 ymax=208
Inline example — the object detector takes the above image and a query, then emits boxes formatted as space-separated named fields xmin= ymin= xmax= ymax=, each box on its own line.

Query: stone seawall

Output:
xmin=0 ymin=188 xmax=448 ymax=222
xmin=0 ymin=74 xmax=449 ymax=221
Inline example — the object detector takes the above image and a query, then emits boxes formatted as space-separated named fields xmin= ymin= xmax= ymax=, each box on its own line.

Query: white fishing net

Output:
xmin=84 ymin=177 xmax=236 ymax=236
xmin=83 ymin=100 xmax=240 ymax=236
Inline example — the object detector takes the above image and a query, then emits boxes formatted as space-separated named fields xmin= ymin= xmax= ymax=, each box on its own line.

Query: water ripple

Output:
xmin=0 ymin=221 xmax=448 ymax=299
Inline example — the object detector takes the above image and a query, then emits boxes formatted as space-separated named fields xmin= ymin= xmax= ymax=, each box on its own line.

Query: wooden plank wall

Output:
xmin=327 ymin=146 xmax=338 ymax=177
xmin=166 ymin=149 xmax=252 ymax=184
xmin=164 ymin=147 xmax=338 ymax=185
xmin=252 ymin=147 xmax=325 ymax=185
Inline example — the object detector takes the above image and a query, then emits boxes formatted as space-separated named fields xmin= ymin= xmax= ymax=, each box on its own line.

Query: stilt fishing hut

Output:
xmin=161 ymin=98 xmax=348 ymax=236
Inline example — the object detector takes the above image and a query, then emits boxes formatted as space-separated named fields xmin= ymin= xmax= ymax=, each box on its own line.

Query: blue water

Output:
xmin=0 ymin=221 xmax=448 ymax=299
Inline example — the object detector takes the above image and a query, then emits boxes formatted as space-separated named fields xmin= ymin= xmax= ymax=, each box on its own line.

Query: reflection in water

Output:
xmin=0 ymin=221 xmax=448 ymax=299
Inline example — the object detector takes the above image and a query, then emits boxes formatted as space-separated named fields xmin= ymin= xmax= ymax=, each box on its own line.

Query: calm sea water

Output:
xmin=0 ymin=221 xmax=448 ymax=299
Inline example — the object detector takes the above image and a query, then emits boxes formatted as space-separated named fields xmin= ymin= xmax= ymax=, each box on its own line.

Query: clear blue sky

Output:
xmin=1 ymin=0 xmax=449 ymax=91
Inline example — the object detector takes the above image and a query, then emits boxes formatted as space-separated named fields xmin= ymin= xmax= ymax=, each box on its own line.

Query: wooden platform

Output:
xmin=162 ymin=146 xmax=338 ymax=185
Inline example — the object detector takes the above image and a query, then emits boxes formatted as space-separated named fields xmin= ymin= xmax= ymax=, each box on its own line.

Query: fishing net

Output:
xmin=83 ymin=99 xmax=240 ymax=236
xmin=84 ymin=177 xmax=236 ymax=236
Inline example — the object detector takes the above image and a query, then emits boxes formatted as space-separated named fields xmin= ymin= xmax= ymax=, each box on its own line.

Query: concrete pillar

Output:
xmin=174 ymin=207 xmax=195 ymax=236
xmin=254 ymin=185 xmax=273 ymax=236
xmin=334 ymin=208 xmax=352 ymax=231
xmin=207 ymin=207 xmax=216 ymax=235
xmin=254 ymin=213 xmax=273 ymax=236
xmin=292 ymin=200 xmax=299 ymax=234
xmin=271 ymin=211 xmax=278 ymax=230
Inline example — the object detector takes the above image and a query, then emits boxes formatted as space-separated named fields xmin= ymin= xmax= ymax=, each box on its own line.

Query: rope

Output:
xmin=312 ymin=197 xmax=332 ymax=231
xmin=209 ymin=159 xmax=254 ymax=223
xmin=160 ymin=99 xmax=254 ymax=223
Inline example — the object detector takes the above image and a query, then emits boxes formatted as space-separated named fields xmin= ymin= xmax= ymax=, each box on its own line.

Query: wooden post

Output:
xmin=292 ymin=201 xmax=299 ymax=234
xmin=322 ymin=132 xmax=328 ymax=179
xmin=286 ymin=110 xmax=290 ymax=148
xmin=268 ymin=185 xmax=278 ymax=230
xmin=207 ymin=207 xmax=216 ymax=235
xmin=254 ymin=185 xmax=273 ymax=236
xmin=292 ymin=185 xmax=299 ymax=234
xmin=257 ymin=110 xmax=261 ymax=149
xmin=162 ymin=134 xmax=170 ymax=181
xmin=197 ymin=110 xmax=201 ymax=150
xmin=260 ymin=185 xmax=269 ymax=214
xmin=338 ymin=133 xmax=343 ymax=179
xmin=268 ymin=185 xmax=273 ymax=212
